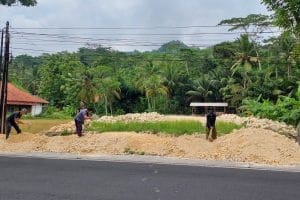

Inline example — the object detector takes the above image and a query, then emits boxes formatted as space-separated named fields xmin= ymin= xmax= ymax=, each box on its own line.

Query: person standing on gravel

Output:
xmin=5 ymin=108 xmax=28 ymax=139
xmin=74 ymin=107 xmax=93 ymax=137
xmin=206 ymin=107 xmax=217 ymax=142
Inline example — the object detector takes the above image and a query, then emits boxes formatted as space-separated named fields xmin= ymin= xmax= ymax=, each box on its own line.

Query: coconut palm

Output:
xmin=97 ymin=77 xmax=121 ymax=116
xmin=186 ymin=76 xmax=213 ymax=102
xmin=138 ymin=74 xmax=168 ymax=111
xmin=232 ymin=34 xmax=259 ymax=73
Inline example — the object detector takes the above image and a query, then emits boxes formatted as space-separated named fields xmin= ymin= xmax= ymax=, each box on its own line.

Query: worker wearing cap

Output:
xmin=6 ymin=108 xmax=28 ymax=139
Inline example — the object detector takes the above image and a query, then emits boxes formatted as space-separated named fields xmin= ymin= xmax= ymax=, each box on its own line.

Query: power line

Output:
xmin=11 ymin=30 xmax=280 ymax=36
xmin=11 ymin=24 xmax=280 ymax=30
xmin=9 ymin=25 xmax=241 ymax=30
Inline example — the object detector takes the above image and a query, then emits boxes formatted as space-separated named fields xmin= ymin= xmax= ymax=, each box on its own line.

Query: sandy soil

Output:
xmin=0 ymin=113 xmax=299 ymax=166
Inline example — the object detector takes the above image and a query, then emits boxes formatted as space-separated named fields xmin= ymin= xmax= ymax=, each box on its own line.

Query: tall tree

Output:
xmin=261 ymin=0 xmax=300 ymax=38
xmin=218 ymin=14 xmax=272 ymax=34
xmin=0 ymin=0 xmax=37 ymax=6
xmin=186 ymin=76 xmax=214 ymax=102
xmin=96 ymin=77 xmax=121 ymax=116
xmin=232 ymin=34 xmax=259 ymax=72
xmin=219 ymin=14 xmax=272 ymax=70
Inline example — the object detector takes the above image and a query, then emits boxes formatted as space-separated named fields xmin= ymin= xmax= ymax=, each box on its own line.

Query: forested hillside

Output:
xmin=8 ymin=13 xmax=300 ymax=125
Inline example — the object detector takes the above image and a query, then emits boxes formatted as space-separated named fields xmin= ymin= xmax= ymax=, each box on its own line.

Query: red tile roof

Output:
xmin=4 ymin=83 xmax=49 ymax=106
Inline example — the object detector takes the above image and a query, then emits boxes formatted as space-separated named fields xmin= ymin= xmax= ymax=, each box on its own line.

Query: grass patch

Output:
xmin=88 ymin=120 xmax=242 ymax=136
xmin=216 ymin=121 xmax=243 ymax=135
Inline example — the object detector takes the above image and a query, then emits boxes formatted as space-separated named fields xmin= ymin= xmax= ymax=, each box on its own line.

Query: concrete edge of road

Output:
xmin=0 ymin=152 xmax=300 ymax=173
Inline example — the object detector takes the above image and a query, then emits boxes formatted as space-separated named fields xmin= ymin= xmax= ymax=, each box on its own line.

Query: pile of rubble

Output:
xmin=96 ymin=112 xmax=164 ymax=123
xmin=1 ymin=113 xmax=300 ymax=166
xmin=44 ymin=121 xmax=75 ymax=136
xmin=43 ymin=113 xmax=164 ymax=136
xmin=218 ymin=114 xmax=297 ymax=138
xmin=1 ymin=127 xmax=300 ymax=166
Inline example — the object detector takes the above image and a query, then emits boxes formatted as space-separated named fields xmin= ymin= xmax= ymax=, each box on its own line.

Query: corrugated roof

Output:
xmin=190 ymin=102 xmax=228 ymax=107
xmin=2 ymin=82 xmax=49 ymax=105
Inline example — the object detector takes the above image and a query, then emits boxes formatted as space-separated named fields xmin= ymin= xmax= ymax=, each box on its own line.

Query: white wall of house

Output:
xmin=31 ymin=104 xmax=43 ymax=116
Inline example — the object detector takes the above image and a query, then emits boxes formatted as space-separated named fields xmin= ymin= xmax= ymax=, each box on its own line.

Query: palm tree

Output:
xmin=230 ymin=35 xmax=259 ymax=89
xmin=231 ymin=34 xmax=259 ymax=72
xmin=159 ymin=61 xmax=184 ymax=108
xmin=138 ymin=75 xmax=168 ymax=111
xmin=186 ymin=76 xmax=213 ymax=102
xmin=97 ymin=77 xmax=121 ymax=116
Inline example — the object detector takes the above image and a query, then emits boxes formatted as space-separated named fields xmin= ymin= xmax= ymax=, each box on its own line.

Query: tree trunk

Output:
xmin=104 ymin=96 xmax=108 ymax=116
xmin=109 ymin=101 xmax=113 ymax=116
xmin=185 ymin=61 xmax=189 ymax=75
xmin=255 ymin=50 xmax=261 ymax=70
xmin=147 ymin=97 xmax=151 ymax=110
xmin=287 ymin=62 xmax=291 ymax=79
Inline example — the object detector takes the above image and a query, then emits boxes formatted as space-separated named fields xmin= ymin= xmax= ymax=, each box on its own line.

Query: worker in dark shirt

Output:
xmin=6 ymin=108 xmax=28 ymax=139
xmin=206 ymin=107 xmax=217 ymax=142
xmin=74 ymin=107 xmax=93 ymax=137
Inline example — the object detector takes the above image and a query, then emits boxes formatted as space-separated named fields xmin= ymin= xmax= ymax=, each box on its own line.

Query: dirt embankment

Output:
xmin=0 ymin=113 xmax=299 ymax=166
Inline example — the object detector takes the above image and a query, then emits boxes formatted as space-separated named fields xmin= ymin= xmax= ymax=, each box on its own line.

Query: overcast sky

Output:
xmin=0 ymin=0 xmax=272 ymax=56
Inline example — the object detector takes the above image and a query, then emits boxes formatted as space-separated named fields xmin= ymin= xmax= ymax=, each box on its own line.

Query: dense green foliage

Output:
xmin=88 ymin=121 xmax=242 ymax=136
xmin=261 ymin=0 xmax=300 ymax=38
xmin=0 ymin=0 xmax=37 ymax=6
xmin=241 ymin=85 xmax=300 ymax=126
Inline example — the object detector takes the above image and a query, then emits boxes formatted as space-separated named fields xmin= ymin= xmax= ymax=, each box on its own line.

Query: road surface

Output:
xmin=0 ymin=156 xmax=299 ymax=200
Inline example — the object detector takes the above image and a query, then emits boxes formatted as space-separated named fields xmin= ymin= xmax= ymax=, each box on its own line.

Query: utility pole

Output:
xmin=0 ymin=28 xmax=4 ymax=133
xmin=0 ymin=28 xmax=3 ymax=71
xmin=0 ymin=22 xmax=10 ymax=137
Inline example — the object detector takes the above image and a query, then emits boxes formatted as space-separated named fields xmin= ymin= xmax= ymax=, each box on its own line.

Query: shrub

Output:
xmin=241 ymin=85 xmax=300 ymax=126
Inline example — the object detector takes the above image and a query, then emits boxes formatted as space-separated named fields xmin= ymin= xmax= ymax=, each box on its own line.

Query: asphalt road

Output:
xmin=0 ymin=156 xmax=299 ymax=200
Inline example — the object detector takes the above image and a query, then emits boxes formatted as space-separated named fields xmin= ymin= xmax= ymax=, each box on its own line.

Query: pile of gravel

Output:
xmin=218 ymin=114 xmax=297 ymax=138
xmin=96 ymin=112 xmax=164 ymax=123
xmin=43 ymin=112 xmax=164 ymax=136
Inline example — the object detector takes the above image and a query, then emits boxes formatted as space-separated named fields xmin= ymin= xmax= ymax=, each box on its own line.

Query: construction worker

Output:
xmin=6 ymin=108 xmax=28 ymax=139
xmin=74 ymin=107 xmax=93 ymax=137
xmin=206 ymin=107 xmax=217 ymax=142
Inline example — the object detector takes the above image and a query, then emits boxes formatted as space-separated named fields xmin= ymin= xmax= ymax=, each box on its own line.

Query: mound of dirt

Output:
xmin=218 ymin=114 xmax=297 ymax=138
xmin=44 ymin=121 xmax=76 ymax=136
xmin=0 ymin=127 xmax=300 ymax=166
xmin=1 ymin=113 xmax=299 ymax=166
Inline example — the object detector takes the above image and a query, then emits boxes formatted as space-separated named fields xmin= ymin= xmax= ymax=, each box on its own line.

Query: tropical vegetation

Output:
xmin=7 ymin=1 xmax=300 ymax=126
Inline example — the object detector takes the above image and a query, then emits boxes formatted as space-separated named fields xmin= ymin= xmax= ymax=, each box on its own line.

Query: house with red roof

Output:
xmin=6 ymin=83 xmax=48 ymax=116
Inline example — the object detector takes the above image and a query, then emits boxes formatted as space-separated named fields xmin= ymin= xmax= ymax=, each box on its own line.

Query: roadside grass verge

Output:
xmin=88 ymin=120 xmax=242 ymax=136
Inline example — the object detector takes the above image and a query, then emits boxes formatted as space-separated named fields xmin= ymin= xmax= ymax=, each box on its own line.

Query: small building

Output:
xmin=190 ymin=102 xmax=228 ymax=115
xmin=6 ymin=83 xmax=48 ymax=116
